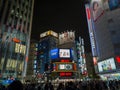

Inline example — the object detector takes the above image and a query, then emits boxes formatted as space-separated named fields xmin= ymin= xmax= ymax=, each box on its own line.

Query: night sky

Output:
xmin=31 ymin=0 xmax=91 ymax=52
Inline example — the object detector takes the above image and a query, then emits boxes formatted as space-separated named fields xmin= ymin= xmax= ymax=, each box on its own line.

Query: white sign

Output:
xmin=59 ymin=49 xmax=70 ymax=58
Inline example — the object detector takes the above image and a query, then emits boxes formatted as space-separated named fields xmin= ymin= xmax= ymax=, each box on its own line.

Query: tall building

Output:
xmin=51 ymin=31 xmax=78 ymax=79
xmin=27 ymin=39 xmax=38 ymax=80
xmin=38 ymin=30 xmax=58 ymax=74
xmin=0 ymin=0 xmax=34 ymax=79
xmin=85 ymin=0 xmax=120 ymax=80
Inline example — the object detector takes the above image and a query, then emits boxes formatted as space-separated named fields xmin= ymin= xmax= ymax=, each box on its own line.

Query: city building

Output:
xmin=50 ymin=31 xmax=78 ymax=79
xmin=27 ymin=39 xmax=38 ymax=80
xmin=0 ymin=0 xmax=34 ymax=79
xmin=85 ymin=0 xmax=120 ymax=80
xmin=38 ymin=30 xmax=58 ymax=74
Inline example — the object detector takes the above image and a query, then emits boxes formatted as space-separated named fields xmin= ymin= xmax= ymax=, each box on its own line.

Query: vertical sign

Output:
xmin=85 ymin=4 xmax=97 ymax=56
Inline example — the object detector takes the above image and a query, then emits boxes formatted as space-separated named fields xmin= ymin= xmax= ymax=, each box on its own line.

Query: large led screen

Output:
xmin=58 ymin=64 xmax=73 ymax=70
xmin=50 ymin=48 xmax=59 ymax=59
xmin=59 ymin=49 xmax=70 ymax=58
xmin=98 ymin=57 xmax=116 ymax=72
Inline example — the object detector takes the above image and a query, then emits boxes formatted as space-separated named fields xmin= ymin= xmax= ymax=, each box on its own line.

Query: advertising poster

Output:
xmin=59 ymin=31 xmax=75 ymax=45
xmin=90 ymin=0 xmax=104 ymax=21
xmin=85 ymin=4 xmax=98 ymax=56
xmin=59 ymin=49 xmax=70 ymax=58
xmin=98 ymin=57 xmax=116 ymax=72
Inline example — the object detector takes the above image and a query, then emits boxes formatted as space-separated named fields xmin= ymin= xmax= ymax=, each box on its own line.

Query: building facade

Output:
xmin=38 ymin=30 xmax=58 ymax=74
xmin=27 ymin=39 xmax=38 ymax=80
xmin=0 ymin=0 xmax=34 ymax=79
xmin=85 ymin=0 xmax=120 ymax=80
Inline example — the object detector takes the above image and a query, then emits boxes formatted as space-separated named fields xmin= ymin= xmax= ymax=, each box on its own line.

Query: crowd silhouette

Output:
xmin=0 ymin=79 xmax=120 ymax=90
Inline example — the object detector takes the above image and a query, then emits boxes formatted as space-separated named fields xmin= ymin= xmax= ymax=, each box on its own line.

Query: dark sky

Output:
xmin=31 ymin=0 xmax=91 ymax=52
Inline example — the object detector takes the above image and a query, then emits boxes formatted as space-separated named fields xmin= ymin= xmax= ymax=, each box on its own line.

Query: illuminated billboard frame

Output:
xmin=50 ymin=48 xmax=73 ymax=60
xmin=59 ymin=48 xmax=73 ymax=59
xmin=59 ymin=49 xmax=71 ymax=58
xmin=98 ymin=57 xmax=116 ymax=72
xmin=52 ymin=62 xmax=77 ymax=72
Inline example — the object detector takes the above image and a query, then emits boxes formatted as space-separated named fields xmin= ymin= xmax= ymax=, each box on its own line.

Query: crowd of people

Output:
xmin=1 ymin=79 xmax=120 ymax=90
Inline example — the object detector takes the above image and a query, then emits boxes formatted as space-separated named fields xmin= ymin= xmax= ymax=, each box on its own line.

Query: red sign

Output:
xmin=60 ymin=72 xmax=72 ymax=77
xmin=116 ymin=56 xmax=120 ymax=63
xmin=86 ymin=8 xmax=91 ymax=20
xmin=12 ymin=38 xmax=20 ymax=43
xmin=60 ymin=59 xmax=70 ymax=62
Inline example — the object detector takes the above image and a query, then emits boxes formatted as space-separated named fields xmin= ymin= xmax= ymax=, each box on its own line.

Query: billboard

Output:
xmin=50 ymin=48 xmax=72 ymax=59
xmin=15 ymin=43 xmax=26 ymax=55
xmin=90 ymin=0 xmax=104 ymax=22
xmin=59 ymin=49 xmax=71 ymax=58
xmin=98 ymin=57 xmax=116 ymax=72
xmin=85 ymin=4 xmax=98 ymax=56
xmin=60 ymin=72 xmax=72 ymax=77
xmin=58 ymin=64 xmax=73 ymax=70
xmin=50 ymin=48 xmax=59 ymax=59
xmin=53 ymin=62 xmax=77 ymax=72
xmin=59 ymin=31 xmax=75 ymax=45
xmin=40 ymin=30 xmax=58 ymax=38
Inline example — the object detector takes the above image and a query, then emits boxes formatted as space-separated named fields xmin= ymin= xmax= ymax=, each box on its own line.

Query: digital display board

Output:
xmin=58 ymin=64 xmax=73 ymax=70
xmin=59 ymin=49 xmax=70 ymax=58
xmin=98 ymin=57 xmax=116 ymax=72
xmin=50 ymin=48 xmax=59 ymax=59
xmin=53 ymin=62 xmax=77 ymax=72
xmin=50 ymin=48 xmax=72 ymax=59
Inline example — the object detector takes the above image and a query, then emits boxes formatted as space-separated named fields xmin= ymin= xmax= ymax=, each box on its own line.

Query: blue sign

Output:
xmin=50 ymin=48 xmax=59 ymax=59
xmin=2 ymin=79 xmax=14 ymax=85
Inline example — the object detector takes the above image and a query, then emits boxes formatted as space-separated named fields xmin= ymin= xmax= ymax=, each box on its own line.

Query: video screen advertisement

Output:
xmin=59 ymin=31 xmax=75 ymax=45
xmin=50 ymin=48 xmax=73 ymax=60
xmin=98 ymin=57 xmax=116 ymax=73
xmin=52 ymin=62 xmax=77 ymax=72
